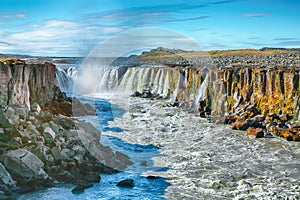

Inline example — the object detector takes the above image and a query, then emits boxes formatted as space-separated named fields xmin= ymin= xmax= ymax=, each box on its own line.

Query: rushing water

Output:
xmin=19 ymin=67 xmax=171 ymax=199
xmin=20 ymin=63 xmax=300 ymax=199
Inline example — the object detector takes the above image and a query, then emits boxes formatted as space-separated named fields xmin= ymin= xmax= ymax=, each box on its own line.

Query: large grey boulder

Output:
xmin=3 ymin=149 xmax=48 ymax=184
xmin=0 ymin=163 xmax=16 ymax=187
xmin=0 ymin=107 xmax=19 ymax=128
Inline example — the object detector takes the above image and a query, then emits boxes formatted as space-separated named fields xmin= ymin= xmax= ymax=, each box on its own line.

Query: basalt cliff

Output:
xmin=0 ymin=59 xmax=131 ymax=199
xmin=83 ymin=48 xmax=300 ymax=141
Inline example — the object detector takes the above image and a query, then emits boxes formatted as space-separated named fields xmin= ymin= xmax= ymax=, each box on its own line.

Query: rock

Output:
xmin=130 ymin=91 xmax=142 ymax=97
xmin=15 ymin=186 xmax=36 ymax=194
xmin=61 ymin=149 xmax=75 ymax=160
xmin=253 ymin=115 xmax=266 ymax=122
xmin=72 ymin=145 xmax=86 ymax=156
xmin=0 ymin=128 xmax=10 ymax=142
xmin=81 ymin=172 xmax=101 ymax=183
xmin=140 ymin=161 xmax=147 ymax=166
xmin=43 ymin=127 xmax=56 ymax=143
xmin=0 ymin=108 xmax=19 ymax=128
xmin=3 ymin=149 xmax=48 ymax=185
xmin=51 ymin=147 xmax=62 ymax=163
xmin=0 ymin=163 xmax=16 ymax=187
xmin=54 ymin=115 xmax=74 ymax=130
xmin=232 ymin=119 xmax=248 ymax=130
xmin=279 ymin=114 xmax=288 ymax=121
xmin=73 ymin=155 xmax=84 ymax=164
xmin=116 ymin=179 xmax=134 ymax=187
xmin=146 ymin=175 xmax=161 ymax=180
xmin=30 ymin=102 xmax=41 ymax=113
xmin=71 ymin=183 xmax=93 ymax=194
xmin=246 ymin=127 xmax=264 ymax=138
xmin=13 ymin=105 xmax=29 ymax=120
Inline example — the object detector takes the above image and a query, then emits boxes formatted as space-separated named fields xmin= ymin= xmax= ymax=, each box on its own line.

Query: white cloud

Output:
xmin=239 ymin=12 xmax=271 ymax=17
xmin=0 ymin=12 xmax=27 ymax=19
xmin=0 ymin=19 xmax=125 ymax=56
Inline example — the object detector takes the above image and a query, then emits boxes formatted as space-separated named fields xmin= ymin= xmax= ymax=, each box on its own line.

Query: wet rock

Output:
xmin=0 ymin=108 xmax=19 ymax=128
xmin=3 ymin=149 xmax=49 ymax=185
xmin=232 ymin=119 xmax=248 ymax=130
xmin=116 ymin=179 xmax=134 ymax=187
xmin=30 ymin=102 xmax=41 ymax=113
xmin=54 ymin=115 xmax=74 ymax=130
xmin=130 ymin=91 xmax=142 ymax=97
xmin=146 ymin=175 xmax=161 ymax=180
xmin=43 ymin=127 xmax=56 ymax=144
xmin=0 ymin=163 xmax=16 ymax=187
xmin=246 ymin=127 xmax=264 ymax=138
xmin=51 ymin=147 xmax=62 ymax=163
xmin=81 ymin=172 xmax=101 ymax=183
xmin=15 ymin=186 xmax=36 ymax=194
xmin=71 ymin=183 xmax=93 ymax=194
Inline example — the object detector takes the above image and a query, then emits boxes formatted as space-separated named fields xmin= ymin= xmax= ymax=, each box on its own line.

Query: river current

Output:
xmin=18 ymin=64 xmax=300 ymax=199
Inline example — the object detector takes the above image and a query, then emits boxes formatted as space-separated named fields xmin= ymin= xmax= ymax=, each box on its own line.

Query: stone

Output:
xmin=43 ymin=127 xmax=56 ymax=143
xmin=61 ymin=149 xmax=75 ymax=160
xmin=0 ymin=108 xmax=19 ymax=128
xmin=253 ymin=115 xmax=266 ymax=122
xmin=3 ymin=149 xmax=47 ymax=184
xmin=246 ymin=127 xmax=264 ymax=138
xmin=0 ymin=163 xmax=16 ymax=187
xmin=0 ymin=128 xmax=10 ymax=141
xmin=82 ymin=171 xmax=101 ymax=183
xmin=73 ymin=155 xmax=84 ymax=164
xmin=13 ymin=105 xmax=28 ymax=120
xmin=279 ymin=114 xmax=288 ymax=121
xmin=54 ymin=115 xmax=74 ymax=130
xmin=72 ymin=145 xmax=86 ymax=156
xmin=116 ymin=179 xmax=134 ymax=187
xmin=30 ymin=102 xmax=41 ymax=113
xmin=146 ymin=175 xmax=161 ymax=180
xmin=51 ymin=146 xmax=62 ymax=162
xmin=71 ymin=183 xmax=93 ymax=194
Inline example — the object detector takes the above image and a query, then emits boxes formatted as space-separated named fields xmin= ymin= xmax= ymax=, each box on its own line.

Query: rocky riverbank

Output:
xmin=0 ymin=60 xmax=132 ymax=199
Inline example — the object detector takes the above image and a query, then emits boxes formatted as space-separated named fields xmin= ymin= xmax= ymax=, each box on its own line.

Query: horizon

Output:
xmin=0 ymin=0 xmax=299 ymax=57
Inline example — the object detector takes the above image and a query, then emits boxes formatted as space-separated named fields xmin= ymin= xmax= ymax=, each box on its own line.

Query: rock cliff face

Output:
xmin=0 ymin=62 xmax=57 ymax=109
xmin=104 ymin=64 xmax=300 ymax=140
xmin=0 ymin=61 xmax=131 ymax=198
xmin=108 ymin=65 xmax=299 ymax=121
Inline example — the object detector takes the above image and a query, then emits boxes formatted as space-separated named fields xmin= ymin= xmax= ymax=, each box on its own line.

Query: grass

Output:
xmin=0 ymin=58 xmax=25 ymax=65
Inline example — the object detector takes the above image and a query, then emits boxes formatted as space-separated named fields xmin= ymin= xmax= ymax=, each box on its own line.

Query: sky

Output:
xmin=0 ymin=0 xmax=299 ymax=56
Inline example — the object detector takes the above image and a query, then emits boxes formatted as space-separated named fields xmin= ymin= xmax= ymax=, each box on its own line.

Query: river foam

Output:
xmin=105 ymin=95 xmax=300 ymax=199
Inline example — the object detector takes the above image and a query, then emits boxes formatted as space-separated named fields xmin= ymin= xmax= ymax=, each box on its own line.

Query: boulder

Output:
xmin=0 ymin=108 xmax=19 ymax=128
xmin=0 ymin=163 xmax=16 ymax=187
xmin=13 ymin=105 xmax=29 ymax=120
xmin=51 ymin=147 xmax=62 ymax=162
xmin=246 ymin=127 xmax=264 ymax=138
xmin=0 ymin=128 xmax=10 ymax=142
xmin=3 ymin=149 xmax=48 ymax=184
xmin=30 ymin=102 xmax=41 ymax=113
xmin=54 ymin=115 xmax=74 ymax=130
xmin=116 ymin=179 xmax=134 ymax=187
xmin=71 ymin=183 xmax=93 ymax=194
xmin=43 ymin=127 xmax=56 ymax=143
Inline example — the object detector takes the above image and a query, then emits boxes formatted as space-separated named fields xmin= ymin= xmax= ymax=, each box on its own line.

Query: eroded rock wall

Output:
xmin=0 ymin=62 xmax=57 ymax=109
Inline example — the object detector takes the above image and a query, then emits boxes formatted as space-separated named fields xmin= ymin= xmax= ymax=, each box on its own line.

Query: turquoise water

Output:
xmin=17 ymin=98 xmax=170 ymax=200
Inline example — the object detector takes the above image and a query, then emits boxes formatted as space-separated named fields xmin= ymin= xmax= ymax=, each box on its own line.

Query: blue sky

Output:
xmin=0 ymin=0 xmax=299 ymax=56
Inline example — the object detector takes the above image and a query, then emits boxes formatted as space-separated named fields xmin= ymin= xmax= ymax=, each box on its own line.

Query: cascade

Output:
xmin=55 ymin=64 xmax=79 ymax=93
xmin=195 ymin=74 xmax=208 ymax=104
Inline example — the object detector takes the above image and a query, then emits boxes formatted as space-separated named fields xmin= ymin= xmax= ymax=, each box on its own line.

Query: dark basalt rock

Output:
xmin=71 ymin=183 xmax=93 ymax=194
xmin=116 ymin=179 xmax=134 ymax=188
xmin=146 ymin=176 xmax=161 ymax=180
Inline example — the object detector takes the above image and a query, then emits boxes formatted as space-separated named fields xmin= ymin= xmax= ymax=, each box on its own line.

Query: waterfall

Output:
xmin=195 ymin=74 xmax=208 ymax=103
xmin=56 ymin=64 xmax=79 ymax=93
